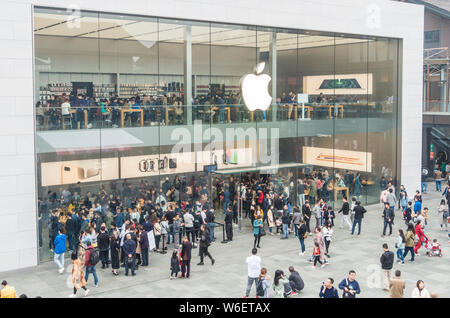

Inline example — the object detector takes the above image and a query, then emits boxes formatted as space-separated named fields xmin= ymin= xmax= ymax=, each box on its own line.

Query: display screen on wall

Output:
xmin=41 ymin=158 xmax=119 ymax=186
xmin=302 ymin=146 xmax=372 ymax=172
xmin=303 ymin=73 xmax=373 ymax=95
xmin=197 ymin=148 xmax=254 ymax=171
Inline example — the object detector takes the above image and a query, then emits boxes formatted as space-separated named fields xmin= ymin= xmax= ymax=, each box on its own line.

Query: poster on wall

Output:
xmin=303 ymin=73 xmax=373 ymax=95
xmin=41 ymin=158 xmax=119 ymax=186
xmin=120 ymin=152 xmax=196 ymax=179
xmin=302 ymin=146 xmax=372 ymax=172
xmin=197 ymin=148 xmax=254 ymax=171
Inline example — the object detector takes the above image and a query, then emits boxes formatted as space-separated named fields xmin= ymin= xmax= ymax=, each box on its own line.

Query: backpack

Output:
xmin=256 ymin=278 xmax=265 ymax=297
xmin=89 ymin=248 xmax=100 ymax=266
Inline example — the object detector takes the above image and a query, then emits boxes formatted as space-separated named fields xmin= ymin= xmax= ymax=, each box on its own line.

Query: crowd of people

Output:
xmin=4 ymin=165 xmax=448 ymax=298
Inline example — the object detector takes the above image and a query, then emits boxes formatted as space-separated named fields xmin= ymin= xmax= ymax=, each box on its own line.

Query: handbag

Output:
xmin=259 ymin=227 xmax=266 ymax=237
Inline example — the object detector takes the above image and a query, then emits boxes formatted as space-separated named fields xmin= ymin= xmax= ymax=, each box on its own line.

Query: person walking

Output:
xmin=414 ymin=220 xmax=428 ymax=256
xmin=438 ymin=199 xmax=448 ymax=231
xmin=302 ymin=200 xmax=312 ymax=235
xmin=197 ymin=223 xmax=215 ymax=265
xmin=97 ymin=226 xmax=110 ymax=269
xmin=224 ymin=206 xmax=233 ymax=241
xmin=403 ymin=223 xmax=416 ymax=262
xmin=380 ymin=243 xmax=394 ymax=292
xmin=351 ymin=201 xmax=367 ymax=236
xmin=288 ymin=266 xmax=304 ymax=294
xmin=338 ymin=197 xmax=352 ymax=230
xmin=338 ymin=270 xmax=361 ymax=298
xmin=180 ymin=236 xmax=192 ymax=278
xmin=389 ymin=270 xmax=405 ymax=298
xmin=122 ymin=233 xmax=137 ymax=276
xmin=411 ymin=280 xmax=431 ymax=298
xmin=396 ymin=229 xmax=406 ymax=264
xmin=253 ymin=214 xmax=263 ymax=248
xmin=381 ymin=202 xmax=394 ymax=237
xmin=322 ymin=221 xmax=333 ymax=257
xmin=271 ymin=270 xmax=289 ymax=298
xmin=110 ymin=234 xmax=120 ymax=276
xmin=267 ymin=207 xmax=275 ymax=235
xmin=244 ymin=248 xmax=261 ymax=298
xmin=69 ymin=252 xmax=89 ymax=298
xmin=319 ymin=278 xmax=339 ymax=298
xmin=52 ymin=228 xmax=67 ymax=275
xmin=297 ymin=219 xmax=307 ymax=255
xmin=84 ymin=241 xmax=99 ymax=287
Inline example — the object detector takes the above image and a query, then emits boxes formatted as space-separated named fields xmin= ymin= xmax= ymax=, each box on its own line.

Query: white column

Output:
xmin=270 ymin=32 xmax=277 ymax=122
xmin=184 ymin=25 xmax=192 ymax=125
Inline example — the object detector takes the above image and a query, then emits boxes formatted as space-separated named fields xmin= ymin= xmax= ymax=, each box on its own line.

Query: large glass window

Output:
xmin=34 ymin=7 xmax=400 ymax=262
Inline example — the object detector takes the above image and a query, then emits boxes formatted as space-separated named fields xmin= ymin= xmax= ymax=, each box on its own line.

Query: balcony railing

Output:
xmin=35 ymin=102 xmax=391 ymax=131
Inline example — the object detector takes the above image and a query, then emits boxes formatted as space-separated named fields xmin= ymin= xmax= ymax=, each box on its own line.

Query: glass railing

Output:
xmin=424 ymin=100 xmax=450 ymax=113
xmin=34 ymin=102 xmax=389 ymax=131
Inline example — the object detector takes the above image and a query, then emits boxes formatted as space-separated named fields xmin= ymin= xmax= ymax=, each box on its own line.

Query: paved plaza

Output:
xmin=1 ymin=185 xmax=449 ymax=298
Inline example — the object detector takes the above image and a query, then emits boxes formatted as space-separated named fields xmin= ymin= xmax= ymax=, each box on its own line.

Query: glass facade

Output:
xmin=34 ymin=7 xmax=401 ymax=262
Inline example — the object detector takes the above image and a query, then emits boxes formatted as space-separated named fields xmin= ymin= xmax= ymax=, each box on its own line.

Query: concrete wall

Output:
xmin=0 ymin=1 xmax=37 ymax=272
xmin=0 ymin=0 xmax=424 ymax=272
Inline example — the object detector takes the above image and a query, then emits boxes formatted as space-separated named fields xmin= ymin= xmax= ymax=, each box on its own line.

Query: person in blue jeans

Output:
xmin=84 ymin=241 xmax=98 ymax=287
xmin=396 ymin=229 xmax=405 ymax=264
xmin=53 ymin=229 xmax=66 ymax=274
xmin=298 ymin=219 xmax=307 ymax=255
xmin=351 ymin=201 xmax=366 ymax=235
xmin=281 ymin=206 xmax=290 ymax=239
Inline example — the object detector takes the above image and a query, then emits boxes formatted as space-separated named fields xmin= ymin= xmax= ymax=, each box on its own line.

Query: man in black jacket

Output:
xmin=351 ymin=201 xmax=366 ymax=235
xmin=97 ymin=226 xmax=110 ymax=269
xmin=122 ymin=233 xmax=137 ymax=276
xmin=224 ymin=206 xmax=233 ymax=241
xmin=180 ymin=236 xmax=193 ymax=278
xmin=381 ymin=202 xmax=394 ymax=237
xmin=281 ymin=205 xmax=290 ymax=239
xmin=288 ymin=266 xmax=305 ymax=294
xmin=197 ymin=224 xmax=215 ymax=266
xmin=65 ymin=214 xmax=76 ymax=252
xmin=301 ymin=200 xmax=312 ymax=234
xmin=338 ymin=197 xmax=352 ymax=230
xmin=380 ymin=243 xmax=394 ymax=292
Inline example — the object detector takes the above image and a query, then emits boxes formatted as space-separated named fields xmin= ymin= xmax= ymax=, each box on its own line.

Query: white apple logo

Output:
xmin=241 ymin=62 xmax=272 ymax=111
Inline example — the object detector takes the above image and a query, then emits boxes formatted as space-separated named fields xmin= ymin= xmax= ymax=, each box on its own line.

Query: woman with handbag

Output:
xmin=253 ymin=214 xmax=264 ymax=249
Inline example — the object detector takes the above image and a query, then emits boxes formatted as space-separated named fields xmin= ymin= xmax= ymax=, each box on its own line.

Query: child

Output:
xmin=275 ymin=217 xmax=282 ymax=235
xmin=438 ymin=199 xmax=448 ymax=231
xmin=170 ymin=250 xmax=180 ymax=279
xmin=325 ymin=206 xmax=335 ymax=226
xmin=312 ymin=242 xmax=325 ymax=268
xmin=430 ymin=239 xmax=442 ymax=257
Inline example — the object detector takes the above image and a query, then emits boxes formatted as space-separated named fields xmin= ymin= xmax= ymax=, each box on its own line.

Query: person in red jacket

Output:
xmin=414 ymin=220 xmax=429 ymax=255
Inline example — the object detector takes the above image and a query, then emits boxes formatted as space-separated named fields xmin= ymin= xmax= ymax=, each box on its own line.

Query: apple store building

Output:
xmin=0 ymin=0 xmax=424 ymax=270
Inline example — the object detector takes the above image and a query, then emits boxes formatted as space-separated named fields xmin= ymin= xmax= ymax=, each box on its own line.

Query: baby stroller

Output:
xmin=425 ymin=239 xmax=443 ymax=257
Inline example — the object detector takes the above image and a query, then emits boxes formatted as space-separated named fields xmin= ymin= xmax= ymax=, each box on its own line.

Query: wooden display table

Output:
xmin=212 ymin=106 xmax=231 ymax=123
xmin=334 ymin=186 xmax=349 ymax=202
xmin=310 ymin=104 xmax=344 ymax=119
xmin=120 ymin=108 xmax=144 ymax=127
xmin=63 ymin=109 xmax=87 ymax=129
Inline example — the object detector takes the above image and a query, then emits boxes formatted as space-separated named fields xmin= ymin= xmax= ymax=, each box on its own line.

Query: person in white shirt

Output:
xmin=411 ymin=280 xmax=431 ymax=298
xmin=61 ymin=98 xmax=71 ymax=116
xmin=244 ymin=248 xmax=261 ymax=298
